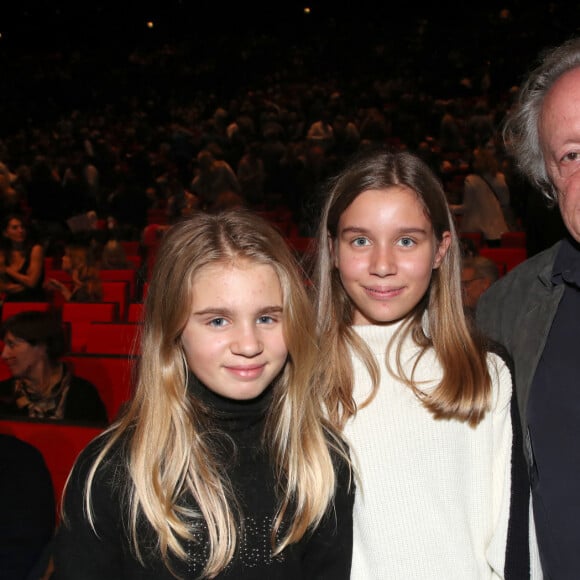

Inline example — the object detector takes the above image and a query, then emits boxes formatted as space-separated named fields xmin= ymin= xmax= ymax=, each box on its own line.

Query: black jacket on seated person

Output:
xmin=0 ymin=433 xmax=55 ymax=580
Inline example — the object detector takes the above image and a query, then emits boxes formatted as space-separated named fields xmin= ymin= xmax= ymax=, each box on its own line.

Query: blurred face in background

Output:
xmin=1 ymin=332 xmax=45 ymax=379
xmin=461 ymin=266 xmax=492 ymax=310
xmin=3 ymin=218 xmax=26 ymax=244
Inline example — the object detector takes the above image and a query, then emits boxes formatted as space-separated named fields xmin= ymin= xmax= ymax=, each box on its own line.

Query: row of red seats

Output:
xmin=460 ymin=230 xmax=527 ymax=249
xmin=0 ymin=239 xmax=144 ymax=514
xmin=1 ymin=301 xmax=145 ymax=353
xmin=460 ymin=231 xmax=528 ymax=276
xmin=479 ymin=247 xmax=528 ymax=276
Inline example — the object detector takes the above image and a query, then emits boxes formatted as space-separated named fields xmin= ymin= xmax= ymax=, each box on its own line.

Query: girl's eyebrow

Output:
xmin=193 ymin=306 xmax=283 ymax=316
xmin=339 ymin=225 xmax=429 ymax=236
xmin=340 ymin=226 xmax=369 ymax=235
xmin=395 ymin=227 xmax=429 ymax=235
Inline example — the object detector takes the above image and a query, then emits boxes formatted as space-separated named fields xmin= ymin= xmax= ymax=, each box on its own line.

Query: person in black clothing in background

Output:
xmin=53 ymin=210 xmax=353 ymax=579
xmin=0 ymin=213 xmax=47 ymax=303
xmin=0 ymin=433 xmax=55 ymax=580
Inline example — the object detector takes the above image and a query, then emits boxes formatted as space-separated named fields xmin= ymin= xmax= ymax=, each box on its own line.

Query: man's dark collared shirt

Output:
xmin=527 ymin=236 xmax=580 ymax=579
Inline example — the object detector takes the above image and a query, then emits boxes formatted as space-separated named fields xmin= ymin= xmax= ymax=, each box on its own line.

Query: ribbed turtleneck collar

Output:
xmin=352 ymin=318 xmax=409 ymax=354
xmin=186 ymin=373 xmax=275 ymax=431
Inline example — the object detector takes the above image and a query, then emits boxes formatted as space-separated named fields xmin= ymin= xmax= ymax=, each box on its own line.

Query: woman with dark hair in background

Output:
xmin=0 ymin=310 xmax=107 ymax=424
xmin=0 ymin=213 xmax=47 ymax=303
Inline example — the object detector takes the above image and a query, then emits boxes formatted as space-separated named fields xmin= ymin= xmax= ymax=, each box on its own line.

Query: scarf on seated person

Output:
xmin=13 ymin=363 xmax=72 ymax=419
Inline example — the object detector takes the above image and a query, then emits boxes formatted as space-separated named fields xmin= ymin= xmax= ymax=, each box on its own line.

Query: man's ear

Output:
xmin=433 ymin=231 xmax=452 ymax=269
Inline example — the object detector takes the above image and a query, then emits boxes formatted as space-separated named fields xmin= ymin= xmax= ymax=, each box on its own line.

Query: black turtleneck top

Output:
xmin=53 ymin=376 xmax=354 ymax=579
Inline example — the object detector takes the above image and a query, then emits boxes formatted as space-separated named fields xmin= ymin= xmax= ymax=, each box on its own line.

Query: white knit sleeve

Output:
xmin=485 ymin=354 xmax=513 ymax=578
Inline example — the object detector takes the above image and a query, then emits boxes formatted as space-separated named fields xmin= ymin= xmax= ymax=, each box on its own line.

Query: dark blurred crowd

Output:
xmin=0 ymin=2 xmax=575 ymax=253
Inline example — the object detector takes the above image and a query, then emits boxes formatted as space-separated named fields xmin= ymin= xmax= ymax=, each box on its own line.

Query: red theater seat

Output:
xmin=64 ymin=353 xmax=137 ymax=423
xmin=1 ymin=301 xmax=53 ymax=321
xmin=127 ymin=302 xmax=144 ymax=323
xmin=62 ymin=302 xmax=119 ymax=352
xmin=460 ymin=231 xmax=484 ymax=250
xmin=85 ymin=322 xmax=141 ymax=355
xmin=501 ymin=231 xmax=527 ymax=248
xmin=480 ymin=247 xmax=528 ymax=275
xmin=101 ymin=281 xmax=130 ymax=321
xmin=120 ymin=240 xmax=141 ymax=256
xmin=99 ymin=269 xmax=138 ymax=301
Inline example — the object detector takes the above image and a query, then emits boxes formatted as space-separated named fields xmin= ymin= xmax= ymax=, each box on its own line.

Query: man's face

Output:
xmin=540 ymin=67 xmax=580 ymax=242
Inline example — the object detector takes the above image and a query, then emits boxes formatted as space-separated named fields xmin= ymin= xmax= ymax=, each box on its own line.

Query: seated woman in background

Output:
xmin=0 ymin=310 xmax=108 ymax=424
xmin=450 ymin=147 xmax=512 ymax=247
xmin=46 ymin=242 xmax=103 ymax=302
xmin=99 ymin=239 xmax=132 ymax=270
xmin=0 ymin=212 xmax=47 ymax=303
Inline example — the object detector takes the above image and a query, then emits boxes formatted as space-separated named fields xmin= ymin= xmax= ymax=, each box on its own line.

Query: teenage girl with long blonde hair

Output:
xmin=53 ymin=210 xmax=353 ymax=579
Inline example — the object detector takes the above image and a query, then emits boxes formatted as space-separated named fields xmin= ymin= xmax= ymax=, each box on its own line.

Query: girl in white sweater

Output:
xmin=311 ymin=149 xmax=539 ymax=579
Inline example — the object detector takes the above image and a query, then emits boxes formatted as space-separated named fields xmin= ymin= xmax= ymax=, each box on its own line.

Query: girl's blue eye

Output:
xmin=257 ymin=315 xmax=275 ymax=324
xmin=208 ymin=318 xmax=227 ymax=328
xmin=398 ymin=237 xmax=415 ymax=248
xmin=352 ymin=237 xmax=369 ymax=247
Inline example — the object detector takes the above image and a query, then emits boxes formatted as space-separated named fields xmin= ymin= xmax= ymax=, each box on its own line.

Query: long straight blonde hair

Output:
xmin=311 ymin=148 xmax=492 ymax=429
xmin=72 ymin=210 xmax=348 ymax=578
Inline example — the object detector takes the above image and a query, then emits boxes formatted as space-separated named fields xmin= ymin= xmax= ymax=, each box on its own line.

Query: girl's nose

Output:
xmin=231 ymin=326 xmax=263 ymax=357
xmin=370 ymin=245 xmax=396 ymax=277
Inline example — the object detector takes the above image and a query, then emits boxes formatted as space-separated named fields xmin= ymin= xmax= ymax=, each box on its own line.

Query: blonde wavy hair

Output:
xmin=311 ymin=148 xmax=492 ymax=429
xmin=64 ymin=243 xmax=103 ymax=301
xmin=72 ymin=210 xmax=347 ymax=578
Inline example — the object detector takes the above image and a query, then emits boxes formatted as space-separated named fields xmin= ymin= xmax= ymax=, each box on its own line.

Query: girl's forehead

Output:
xmin=196 ymin=258 xmax=276 ymax=279
xmin=341 ymin=186 xmax=427 ymax=219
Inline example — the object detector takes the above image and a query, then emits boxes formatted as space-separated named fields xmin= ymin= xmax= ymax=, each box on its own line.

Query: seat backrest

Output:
xmin=500 ymin=231 xmax=527 ymax=248
xmin=126 ymin=255 xmax=142 ymax=270
xmin=460 ymin=231 xmax=484 ymax=250
xmin=84 ymin=322 xmax=141 ymax=355
xmin=64 ymin=353 xmax=137 ymax=423
xmin=1 ymin=301 xmax=53 ymax=321
xmin=120 ymin=240 xmax=141 ymax=256
xmin=101 ymin=281 xmax=130 ymax=321
xmin=62 ymin=302 xmax=119 ymax=352
xmin=62 ymin=301 xmax=118 ymax=323
xmin=480 ymin=247 xmax=528 ymax=274
xmin=99 ymin=269 xmax=138 ymax=301
xmin=127 ymin=302 xmax=144 ymax=323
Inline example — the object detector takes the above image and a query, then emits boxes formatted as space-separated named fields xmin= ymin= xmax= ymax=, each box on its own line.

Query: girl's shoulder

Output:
xmin=71 ymin=429 xmax=129 ymax=485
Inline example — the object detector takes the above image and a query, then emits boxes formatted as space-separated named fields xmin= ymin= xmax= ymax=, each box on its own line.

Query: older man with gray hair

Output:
xmin=477 ymin=37 xmax=580 ymax=579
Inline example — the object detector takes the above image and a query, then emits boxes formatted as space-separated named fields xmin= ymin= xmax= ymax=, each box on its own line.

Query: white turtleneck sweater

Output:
xmin=345 ymin=321 xmax=519 ymax=579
